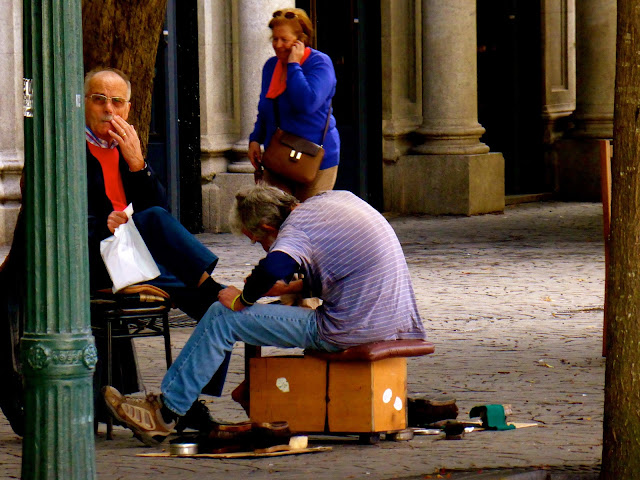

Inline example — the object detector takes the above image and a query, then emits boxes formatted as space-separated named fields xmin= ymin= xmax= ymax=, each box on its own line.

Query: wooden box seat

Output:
xmin=249 ymin=339 xmax=434 ymax=439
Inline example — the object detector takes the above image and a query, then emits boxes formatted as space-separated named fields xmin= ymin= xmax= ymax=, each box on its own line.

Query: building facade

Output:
xmin=0 ymin=0 xmax=615 ymax=242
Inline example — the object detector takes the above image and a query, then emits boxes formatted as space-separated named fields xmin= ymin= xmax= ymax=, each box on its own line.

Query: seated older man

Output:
xmin=103 ymin=184 xmax=426 ymax=445
xmin=84 ymin=67 xmax=223 ymax=316
xmin=85 ymin=67 xmax=230 ymax=430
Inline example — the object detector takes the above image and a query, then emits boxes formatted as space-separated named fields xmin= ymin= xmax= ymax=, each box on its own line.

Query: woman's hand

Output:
xmin=248 ymin=141 xmax=262 ymax=170
xmin=288 ymin=40 xmax=305 ymax=64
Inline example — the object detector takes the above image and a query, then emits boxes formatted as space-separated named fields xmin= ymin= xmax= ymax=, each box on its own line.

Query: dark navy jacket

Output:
xmin=86 ymin=144 xmax=167 ymax=289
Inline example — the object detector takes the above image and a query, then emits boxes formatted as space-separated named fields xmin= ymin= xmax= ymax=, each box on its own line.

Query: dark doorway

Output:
xmin=147 ymin=11 xmax=178 ymax=217
xmin=147 ymin=0 xmax=203 ymax=232
xmin=477 ymin=0 xmax=545 ymax=195
xmin=297 ymin=0 xmax=383 ymax=209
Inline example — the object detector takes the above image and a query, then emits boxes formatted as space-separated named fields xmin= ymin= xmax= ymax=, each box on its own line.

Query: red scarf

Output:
xmin=88 ymin=142 xmax=127 ymax=212
xmin=265 ymin=47 xmax=311 ymax=99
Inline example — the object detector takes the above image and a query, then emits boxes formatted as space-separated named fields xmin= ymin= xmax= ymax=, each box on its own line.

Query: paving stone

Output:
xmin=0 ymin=201 xmax=605 ymax=479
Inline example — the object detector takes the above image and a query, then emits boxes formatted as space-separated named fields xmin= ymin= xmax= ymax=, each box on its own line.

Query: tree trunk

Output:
xmin=82 ymin=0 xmax=168 ymax=155
xmin=601 ymin=1 xmax=640 ymax=476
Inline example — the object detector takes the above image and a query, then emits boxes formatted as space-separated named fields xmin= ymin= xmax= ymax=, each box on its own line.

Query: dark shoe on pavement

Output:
xmin=251 ymin=421 xmax=291 ymax=449
xmin=408 ymin=396 xmax=458 ymax=427
xmin=102 ymin=386 xmax=176 ymax=446
xmin=175 ymin=399 xmax=217 ymax=433
xmin=207 ymin=420 xmax=253 ymax=440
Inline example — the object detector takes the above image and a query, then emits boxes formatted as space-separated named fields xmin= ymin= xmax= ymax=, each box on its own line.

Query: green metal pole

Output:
xmin=21 ymin=0 xmax=97 ymax=478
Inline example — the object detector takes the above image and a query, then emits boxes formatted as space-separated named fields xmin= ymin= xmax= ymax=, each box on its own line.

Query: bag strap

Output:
xmin=320 ymin=102 xmax=332 ymax=147
xmin=274 ymin=98 xmax=333 ymax=146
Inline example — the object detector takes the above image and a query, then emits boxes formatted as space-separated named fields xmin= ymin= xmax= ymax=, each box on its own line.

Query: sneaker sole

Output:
xmin=102 ymin=387 xmax=169 ymax=446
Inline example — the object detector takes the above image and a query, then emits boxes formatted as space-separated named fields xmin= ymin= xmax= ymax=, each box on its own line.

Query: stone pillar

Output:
xmin=556 ymin=0 xmax=615 ymax=199
xmin=0 ymin=0 xmax=24 ymax=245
xmin=229 ymin=0 xmax=287 ymax=172
xmin=384 ymin=0 xmax=504 ymax=215
xmin=199 ymin=0 xmax=291 ymax=232
xmin=414 ymin=0 xmax=487 ymax=156
xmin=198 ymin=0 xmax=240 ymax=178
xmin=380 ymin=0 xmax=422 ymax=163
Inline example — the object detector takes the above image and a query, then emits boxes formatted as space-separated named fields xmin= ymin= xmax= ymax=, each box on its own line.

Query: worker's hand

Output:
xmin=109 ymin=115 xmax=145 ymax=172
xmin=264 ymin=279 xmax=304 ymax=297
xmin=219 ymin=285 xmax=245 ymax=311
xmin=107 ymin=210 xmax=129 ymax=234
xmin=248 ymin=141 xmax=262 ymax=170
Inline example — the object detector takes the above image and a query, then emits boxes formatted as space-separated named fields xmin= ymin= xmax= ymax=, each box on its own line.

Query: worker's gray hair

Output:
xmin=229 ymin=183 xmax=299 ymax=237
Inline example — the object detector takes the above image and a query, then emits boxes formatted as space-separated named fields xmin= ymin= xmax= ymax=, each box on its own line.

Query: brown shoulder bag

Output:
xmin=261 ymin=100 xmax=332 ymax=184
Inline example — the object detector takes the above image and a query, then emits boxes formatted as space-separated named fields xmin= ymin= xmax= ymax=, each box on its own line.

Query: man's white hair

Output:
xmin=84 ymin=67 xmax=132 ymax=101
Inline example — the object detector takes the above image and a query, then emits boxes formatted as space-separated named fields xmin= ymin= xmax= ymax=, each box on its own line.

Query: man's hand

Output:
xmin=264 ymin=279 xmax=303 ymax=297
xmin=107 ymin=210 xmax=129 ymax=234
xmin=248 ymin=141 xmax=262 ymax=170
xmin=108 ymin=115 xmax=145 ymax=172
xmin=219 ymin=285 xmax=245 ymax=311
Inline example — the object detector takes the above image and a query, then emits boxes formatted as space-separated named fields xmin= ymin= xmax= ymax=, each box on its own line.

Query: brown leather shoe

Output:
xmin=251 ymin=421 xmax=291 ymax=449
xmin=207 ymin=420 xmax=253 ymax=440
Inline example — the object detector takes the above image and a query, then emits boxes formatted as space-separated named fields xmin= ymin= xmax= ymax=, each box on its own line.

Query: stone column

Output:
xmin=228 ymin=0 xmax=288 ymax=172
xmin=573 ymin=0 xmax=615 ymax=139
xmin=555 ymin=0 xmax=615 ymax=199
xmin=414 ymin=0 xmax=487 ymax=156
xmin=0 ymin=0 xmax=24 ymax=245
xmin=380 ymin=0 xmax=422 ymax=163
xmin=384 ymin=0 xmax=504 ymax=215
xmin=199 ymin=0 xmax=291 ymax=232
xmin=198 ymin=0 xmax=240 ymax=178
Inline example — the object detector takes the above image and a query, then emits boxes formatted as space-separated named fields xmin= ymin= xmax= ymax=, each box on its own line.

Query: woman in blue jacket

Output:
xmin=248 ymin=8 xmax=340 ymax=201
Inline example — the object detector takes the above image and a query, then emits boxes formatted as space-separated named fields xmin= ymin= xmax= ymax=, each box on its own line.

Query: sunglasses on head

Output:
xmin=86 ymin=93 xmax=128 ymax=108
xmin=273 ymin=10 xmax=297 ymax=19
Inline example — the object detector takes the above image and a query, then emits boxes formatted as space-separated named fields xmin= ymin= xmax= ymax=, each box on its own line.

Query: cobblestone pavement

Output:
xmin=0 ymin=201 xmax=605 ymax=479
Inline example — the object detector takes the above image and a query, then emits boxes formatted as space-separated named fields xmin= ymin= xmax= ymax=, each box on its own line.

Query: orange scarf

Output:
xmin=266 ymin=47 xmax=311 ymax=99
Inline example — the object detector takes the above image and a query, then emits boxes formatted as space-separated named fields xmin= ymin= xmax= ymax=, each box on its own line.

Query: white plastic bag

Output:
xmin=100 ymin=204 xmax=161 ymax=292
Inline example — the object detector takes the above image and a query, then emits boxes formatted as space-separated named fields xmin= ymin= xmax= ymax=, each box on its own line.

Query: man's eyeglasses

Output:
xmin=86 ymin=93 xmax=129 ymax=108
xmin=273 ymin=10 xmax=297 ymax=19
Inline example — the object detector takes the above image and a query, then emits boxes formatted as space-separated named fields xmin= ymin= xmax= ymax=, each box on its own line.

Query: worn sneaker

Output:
xmin=102 ymin=386 xmax=176 ymax=446
xmin=175 ymin=399 xmax=217 ymax=433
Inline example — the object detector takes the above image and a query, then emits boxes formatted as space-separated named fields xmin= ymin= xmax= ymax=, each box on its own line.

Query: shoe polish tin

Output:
xmin=169 ymin=442 xmax=198 ymax=456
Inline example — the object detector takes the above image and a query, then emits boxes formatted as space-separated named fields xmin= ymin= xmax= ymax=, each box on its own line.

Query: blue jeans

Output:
xmin=135 ymin=206 xmax=231 ymax=396
xmin=133 ymin=207 xmax=218 ymax=289
xmin=161 ymin=302 xmax=341 ymax=415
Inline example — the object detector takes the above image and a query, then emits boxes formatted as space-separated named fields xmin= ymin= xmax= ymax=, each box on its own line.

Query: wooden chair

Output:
xmin=600 ymin=139 xmax=612 ymax=357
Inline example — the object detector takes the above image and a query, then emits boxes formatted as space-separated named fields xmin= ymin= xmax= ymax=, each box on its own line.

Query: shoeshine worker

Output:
xmin=104 ymin=184 xmax=426 ymax=445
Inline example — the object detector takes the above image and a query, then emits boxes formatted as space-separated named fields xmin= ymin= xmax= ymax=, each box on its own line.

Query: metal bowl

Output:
xmin=169 ymin=442 xmax=198 ymax=456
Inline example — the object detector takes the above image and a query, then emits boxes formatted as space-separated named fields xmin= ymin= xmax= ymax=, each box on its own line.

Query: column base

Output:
xmin=554 ymin=138 xmax=603 ymax=201
xmin=383 ymin=153 xmax=505 ymax=215
xmin=0 ymin=202 xmax=21 ymax=245
xmin=202 ymin=172 xmax=254 ymax=233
